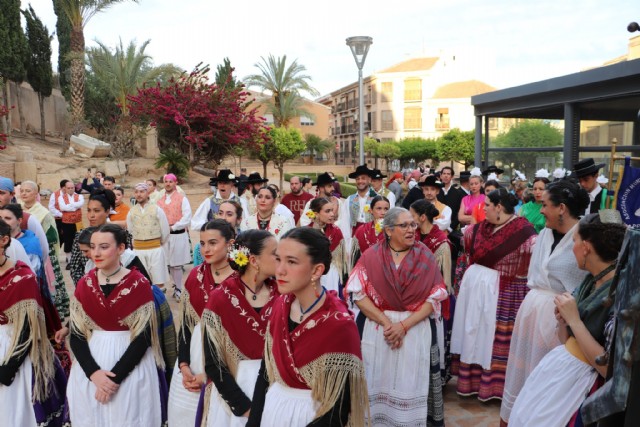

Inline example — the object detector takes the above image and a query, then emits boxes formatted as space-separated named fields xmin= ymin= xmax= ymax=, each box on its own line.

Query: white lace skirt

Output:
xmin=450 ymin=263 xmax=500 ymax=370
xmin=68 ymin=330 xmax=162 ymax=427
xmin=168 ymin=324 xmax=204 ymax=426
xmin=363 ymin=311 xmax=431 ymax=427
xmin=261 ymin=382 xmax=317 ymax=427
xmin=205 ymin=359 xmax=261 ymax=427
xmin=501 ymin=288 xmax=560 ymax=422
xmin=0 ymin=324 xmax=37 ymax=427
xmin=509 ymin=345 xmax=597 ymax=427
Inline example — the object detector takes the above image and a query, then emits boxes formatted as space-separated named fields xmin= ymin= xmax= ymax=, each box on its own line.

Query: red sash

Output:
xmin=61 ymin=193 xmax=82 ymax=224
xmin=74 ymin=268 xmax=153 ymax=331
xmin=205 ymin=273 xmax=279 ymax=360
xmin=268 ymin=292 xmax=360 ymax=389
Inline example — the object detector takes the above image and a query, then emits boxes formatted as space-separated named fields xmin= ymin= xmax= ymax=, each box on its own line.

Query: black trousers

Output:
xmin=60 ymin=222 xmax=78 ymax=253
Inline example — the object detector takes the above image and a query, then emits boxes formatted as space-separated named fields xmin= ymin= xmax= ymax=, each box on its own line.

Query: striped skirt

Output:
xmin=452 ymin=275 xmax=529 ymax=401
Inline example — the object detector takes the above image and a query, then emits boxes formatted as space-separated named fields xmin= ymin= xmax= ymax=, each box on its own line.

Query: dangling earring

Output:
xmin=312 ymin=277 xmax=319 ymax=297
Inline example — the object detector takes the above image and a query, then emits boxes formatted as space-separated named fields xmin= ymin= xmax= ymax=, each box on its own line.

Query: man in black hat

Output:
xmin=482 ymin=165 xmax=504 ymax=177
xmin=573 ymin=158 xmax=606 ymax=215
xmin=418 ymin=175 xmax=452 ymax=232
xmin=370 ymin=169 xmax=396 ymax=207
xmin=281 ymin=175 xmax=314 ymax=225
xmin=437 ymin=166 xmax=464 ymax=231
xmin=191 ymin=169 xmax=247 ymax=230
xmin=346 ymin=164 xmax=377 ymax=234
xmin=241 ymin=172 xmax=269 ymax=216
xmin=459 ymin=171 xmax=471 ymax=195
xmin=402 ymin=172 xmax=427 ymax=209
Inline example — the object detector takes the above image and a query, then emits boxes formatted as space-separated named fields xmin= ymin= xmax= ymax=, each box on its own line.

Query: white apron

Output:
xmin=205 ymin=359 xmax=261 ymax=427
xmin=261 ymin=382 xmax=317 ymax=427
xmin=0 ymin=324 xmax=37 ymax=427
xmin=68 ymin=330 xmax=162 ymax=427
xmin=168 ymin=323 xmax=204 ymax=426
xmin=450 ymin=263 xmax=500 ymax=369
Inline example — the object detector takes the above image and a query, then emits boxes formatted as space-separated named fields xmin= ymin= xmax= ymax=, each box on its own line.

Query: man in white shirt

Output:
xmin=57 ymin=180 xmax=84 ymax=262
xmin=191 ymin=169 xmax=248 ymax=231
xmin=573 ymin=158 xmax=605 ymax=215
xmin=346 ymin=164 xmax=377 ymax=235
xmin=418 ymin=175 xmax=452 ymax=232
xmin=48 ymin=179 xmax=67 ymax=241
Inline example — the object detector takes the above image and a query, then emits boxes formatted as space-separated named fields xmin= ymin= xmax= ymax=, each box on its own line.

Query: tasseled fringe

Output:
xmin=199 ymin=382 xmax=214 ymax=427
xmin=178 ymin=288 xmax=200 ymax=343
xmin=69 ymin=298 xmax=99 ymax=342
xmin=435 ymin=245 xmax=453 ymax=293
xmin=263 ymin=328 xmax=280 ymax=385
xmin=2 ymin=299 xmax=55 ymax=402
xmin=201 ymin=309 xmax=245 ymax=378
xmin=122 ymin=301 xmax=165 ymax=369
xmin=332 ymin=241 xmax=348 ymax=278
xmin=301 ymin=353 xmax=370 ymax=427
xmin=350 ymin=239 xmax=361 ymax=271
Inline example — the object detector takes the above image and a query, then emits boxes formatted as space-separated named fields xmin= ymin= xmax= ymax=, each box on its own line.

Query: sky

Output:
xmin=21 ymin=0 xmax=640 ymax=97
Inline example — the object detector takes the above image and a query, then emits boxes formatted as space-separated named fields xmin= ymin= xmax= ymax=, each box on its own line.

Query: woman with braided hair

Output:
xmin=509 ymin=213 xmax=627 ymax=426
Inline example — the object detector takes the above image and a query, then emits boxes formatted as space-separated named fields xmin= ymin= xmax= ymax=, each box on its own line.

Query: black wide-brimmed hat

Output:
xmin=209 ymin=169 xmax=238 ymax=185
xmin=418 ymin=175 xmax=444 ymax=189
xmin=482 ymin=165 xmax=504 ymax=175
xmin=459 ymin=171 xmax=471 ymax=182
xmin=371 ymin=169 xmax=387 ymax=180
xmin=573 ymin=158 xmax=605 ymax=178
xmin=245 ymin=172 xmax=268 ymax=184
xmin=348 ymin=164 xmax=374 ymax=179
xmin=313 ymin=172 xmax=336 ymax=187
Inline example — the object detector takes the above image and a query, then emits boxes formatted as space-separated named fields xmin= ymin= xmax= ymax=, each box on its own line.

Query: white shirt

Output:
xmin=586 ymin=186 xmax=603 ymax=215
xmin=58 ymin=192 xmax=85 ymax=212
xmin=356 ymin=194 xmax=368 ymax=222
xmin=48 ymin=191 xmax=62 ymax=218
xmin=408 ymin=179 xmax=418 ymax=190
xmin=7 ymin=238 xmax=30 ymax=266
xmin=126 ymin=202 xmax=171 ymax=244
xmin=373 ymin=186 xmax=396 ymax=207
xmin=191 ymin=191 xmax=247 ymax=231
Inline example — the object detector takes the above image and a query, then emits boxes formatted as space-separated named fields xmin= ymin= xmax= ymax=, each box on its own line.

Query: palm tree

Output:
xmin=57 ymin=0 xmax=138 ymax=124
xmin=244 ymin=54 xmax=319 ymax=127
xmin=87 ymin=39 xmax=181 ymax=116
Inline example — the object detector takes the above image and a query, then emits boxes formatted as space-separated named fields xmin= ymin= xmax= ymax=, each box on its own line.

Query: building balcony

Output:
xmin=435 ymin=118 xmax=450 ymax=130
xmin=337 ymin=103 xmax=346 ymax=112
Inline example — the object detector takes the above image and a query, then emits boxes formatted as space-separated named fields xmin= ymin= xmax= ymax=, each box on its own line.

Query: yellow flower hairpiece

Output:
xmin=374 ymin=219 xmax=383 ymax=234
xmin=229 ymin=245 xmax=251 ymax=267
xmin=306 ymin=210 xmax=316 ymax=220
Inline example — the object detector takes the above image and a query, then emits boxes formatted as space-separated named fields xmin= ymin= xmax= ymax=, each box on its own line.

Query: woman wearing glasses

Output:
xmin=346 ymin=207 xmax=448 ymax=426
xmin=451 ymin=188 xmax=536 ymax=402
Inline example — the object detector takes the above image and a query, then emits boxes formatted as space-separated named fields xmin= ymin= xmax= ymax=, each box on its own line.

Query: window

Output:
xmin=585 ymin=126 xmax=600 ymax=146
xmin=436 ymin=108 xmax=449 ymax=130
xmin=488 ymin=117 xmax=498 ymax=130
xmin=404 ymin=108 xmax=422 ymax=130
xmin=381 ymin=82 xmax=393 ymax=102
xmin=609 ymin=123 xmax=624 ymax=144
xmin=381 ymin=110 xmax=394 ymax=131
xmin=404 ymin=79 xmax=422 ymax=102
xmin=370 ymin=112 xmax=376 ymax=131
xmin=300 ymin=115 xmax=315 ymax=126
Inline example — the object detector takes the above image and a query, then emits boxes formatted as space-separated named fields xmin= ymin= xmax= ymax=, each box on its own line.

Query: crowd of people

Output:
xmin=0 ymin=156 xmax=629 ymax=426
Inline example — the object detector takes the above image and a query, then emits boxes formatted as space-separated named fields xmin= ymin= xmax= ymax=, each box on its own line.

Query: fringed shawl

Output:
xmin=264 ymin=292 xmax=369 ymax=426
xmin=0 ymin=261 xmax=54 ymax=402
xmin=420 ymin=227 xmax=453 ymax=300
xmin=201 ymin=273 xmax=279 ymax=377
xmin=310 ymin=223 xmax=347 ymax=277
xmin=353 ymin=221 xmax=385 ymax=257
xmin=70 ymin=268 xmax=164 ymax=368
xmin=179 ymin=263 xmax=218 ymax=339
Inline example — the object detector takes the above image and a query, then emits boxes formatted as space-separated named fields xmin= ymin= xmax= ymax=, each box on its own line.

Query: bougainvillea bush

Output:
xmin=128 ymin=64 xmax=266 ymax=167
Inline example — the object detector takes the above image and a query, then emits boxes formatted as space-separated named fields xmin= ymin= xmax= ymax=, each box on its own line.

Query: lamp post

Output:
xmin=346 ymin=36 xmax=373 ymax=166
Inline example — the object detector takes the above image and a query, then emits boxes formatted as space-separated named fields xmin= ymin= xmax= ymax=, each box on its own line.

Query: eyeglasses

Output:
xmin=392 ymin=222 xmax=418 ymax=230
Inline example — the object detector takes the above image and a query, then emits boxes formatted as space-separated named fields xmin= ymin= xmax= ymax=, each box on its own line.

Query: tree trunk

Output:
xmin=278 ymin=165 xmax=284 ymax=192
xmin=70 ymin=28 xmax=86 ymax=125
xmin=39 ymin=93 xmax=46 ymax=141
xmin=2 ymin=80 xmax=11 ymax=143
xmin=14 ymin=83 xmax=26 ymax=136
xmin=262 ymin=160 xmax=268 ymax=179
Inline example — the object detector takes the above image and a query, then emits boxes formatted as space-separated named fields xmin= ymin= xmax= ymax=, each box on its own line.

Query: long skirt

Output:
xmin=168 ymin=324 xmax=204 ymax=426
xmin=509 ymin=345 xmax=597 ymax=427
xmin=204 ymin=359 xmax=261 ymax=427
xmin=261 ymin=382 xmax=317 ymax=427
xmin=0 ymin=324 xmax=68 ymax=427
xmin=501 ymin=288 xmax=560 ymax=422
xmin=451 ymin=274 xmax=529 ymax=401
xmin=68 ymin=330 xmax=162 ymax=426
xmin=364 ymin=310 xmax=431 ymax=427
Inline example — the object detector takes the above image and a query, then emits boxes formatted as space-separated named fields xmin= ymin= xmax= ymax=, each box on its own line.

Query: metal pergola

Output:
xmin=472 ymin=58 xmax=640 ymax=170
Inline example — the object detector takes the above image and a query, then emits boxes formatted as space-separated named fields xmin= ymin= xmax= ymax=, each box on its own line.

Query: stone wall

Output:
xmin=8 ymin=82 xmax=68 ymax=136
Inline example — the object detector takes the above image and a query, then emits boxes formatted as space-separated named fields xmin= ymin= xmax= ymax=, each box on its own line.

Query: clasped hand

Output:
xmin=554 ymin=292 xmax=580 ymax=327
xmin=383 ymin=322 xmax=406 ymax=350
xmin=181 ymin=365 xmax=205 ymax=393
xmin=90 ymin=370 xmax=119 ymax=404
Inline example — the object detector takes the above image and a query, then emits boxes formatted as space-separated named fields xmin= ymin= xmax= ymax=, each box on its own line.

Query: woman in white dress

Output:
xmin=167 ymin=219 xmax=235 ymax=426
xmin=68 ymin=223 xmax=165 ymax=426
xmin=509 ymin=213 xmax=627 ymax=427
xmin=241 ymin=187 xmax=293 ymax=240
xmin=500 ymin=180 xmax=590 ymax=424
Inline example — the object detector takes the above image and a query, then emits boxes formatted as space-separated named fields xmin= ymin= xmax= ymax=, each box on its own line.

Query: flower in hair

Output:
xmin=229 ymin=245 xmax=250 ymax=267
xmin=514 ymin=170 xmax=527 ymax=181
xmin=535 ymin=169 xmax=550 ymax=179
xmin=552 ymin=168 xmax=570 ymax=179
xmin=305 ymin=210 xmax=316 ymax=220
xmin=596 ymin=174 xmax=609 ymax=185
xmin=470 ymin=167 xmax=482 ymax=177
xmin=487 ymin=172 xmax=498 ymax=181
xmin=374 ymin=219 xmax=383 ymax=234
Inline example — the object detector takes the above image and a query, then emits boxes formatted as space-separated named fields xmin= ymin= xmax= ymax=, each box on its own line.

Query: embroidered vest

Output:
xmin=53 ymin=190 xmax=61 ymax=213
xmin=348 ymin=193 xmax=373 ymax=227
xmin=207 ymin=193 xmax=241 ymax=221
xmin=129 ymin=204 xmax=162 ymax=241
xmin=376 ymin=186 xmax=391 ymax=198
xmin=156 ymin=192 xmax=184 ymax=226
xmin=61 ymin=193 xmax=82 ymax=224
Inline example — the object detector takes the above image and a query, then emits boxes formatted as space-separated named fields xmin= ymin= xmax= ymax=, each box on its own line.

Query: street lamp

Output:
xmin=346 ymin=36 xmax=373 ymax=165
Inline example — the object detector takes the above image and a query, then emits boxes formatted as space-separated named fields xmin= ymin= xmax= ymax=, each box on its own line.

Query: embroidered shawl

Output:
xmin=264 ymin=292 xmax=368 ymax=426
xmin=353 ymin=221 xmax=385 ymax=256
xmin=179 ymin=263 xmax=218 ymax=339
xmin=358 ymin=240 xmax=445 ymax=311
xmin=241 ymin=212 xmax=293 ymax=240
xmin=0 ymin=261 xmax=54 ymax=401
xmin=70 ymin=268 xmax=163 ymax=368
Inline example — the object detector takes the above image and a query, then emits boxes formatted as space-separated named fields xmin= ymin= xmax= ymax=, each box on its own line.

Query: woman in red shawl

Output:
xmin=347 ymin=207 xmax=448 ymax=426
xmin=450 ymin=188 xmax=536 ymax=402
xmin=0 ymin=219 xmax=68 ymax=426
xmin=306 ymin=197 xmax=346 ymax=295
xmin=351 ymin=195 xmax=390 ymax=266
xmin=67 ymin=224 xmax=165 ymax=425
xmin=198 ymin=229 xmax=278 ymax=426
xmin=168 ymin=219 xmax=236 ymax=426
xmin=248 ymin=227 xmax=368 ymax=427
